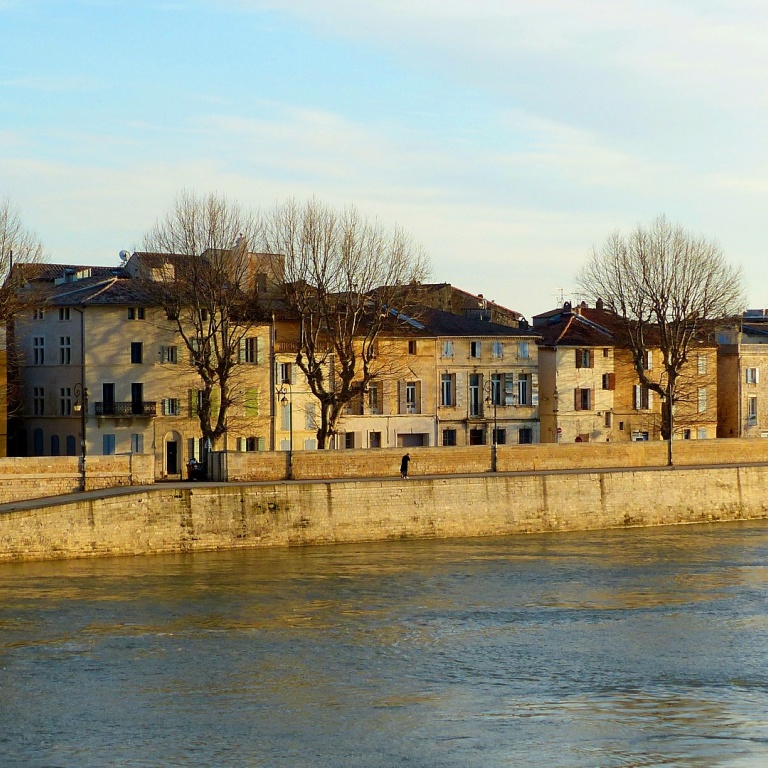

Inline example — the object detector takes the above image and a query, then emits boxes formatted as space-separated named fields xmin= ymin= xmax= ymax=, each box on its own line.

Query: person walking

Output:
xmin=400 ymin=453 xmax=411 ymax=479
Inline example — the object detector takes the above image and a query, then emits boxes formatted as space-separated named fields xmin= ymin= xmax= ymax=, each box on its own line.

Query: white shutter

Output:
xmin=398 ymin=381 xmax=406 ymax=414
xmin=238 ymin=338 xmax=246 ymax=363
xmin=236 ymin=437 xmax=244 ymax=451
xmin=455 ymin=373 xmax=465 ymax=409
xmin=757 ymin=369 xmax=761 ymax=384
xmin=531 ymin=373 xmax=539 ymax=407
xmin=504 ymin=373 xmax=514 ymax=406
xmin=633 ymin=385 xmax=640 ymax=410
xmin=256 ymin=336 xmax=263 ymax=364
xmin=648 ymin=390 xmax=654 ymax=409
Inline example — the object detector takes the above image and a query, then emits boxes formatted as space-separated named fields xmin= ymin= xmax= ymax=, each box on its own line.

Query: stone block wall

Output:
xmin=2 ymin=463 xmax=768 ymax=562
xmin=0 ymin=454 xmax=156 ymax=504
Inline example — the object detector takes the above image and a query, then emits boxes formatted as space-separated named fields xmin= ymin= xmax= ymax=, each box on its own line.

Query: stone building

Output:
xmin=717 ymin=310 xmax=768 ymax=438
xmin=8 ymin=259 xmax=272 ymax=478
xmin=337 ymin=308 xmax=540 ymax=448
xmin=535 ymin=302 xmax=717 ymax=443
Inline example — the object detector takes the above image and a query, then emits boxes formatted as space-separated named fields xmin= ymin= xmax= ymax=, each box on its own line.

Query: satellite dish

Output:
xmin=119 ymin=250 xmax=130 ymax=262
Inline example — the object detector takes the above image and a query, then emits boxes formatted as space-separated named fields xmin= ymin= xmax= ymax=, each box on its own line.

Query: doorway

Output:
xmin=166 ymin=439 xmax=179 ymax=475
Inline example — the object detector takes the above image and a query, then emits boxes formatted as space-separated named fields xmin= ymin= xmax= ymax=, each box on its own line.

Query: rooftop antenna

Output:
xmin=555 ymin=287 xmax=564 ymax=306
xmin=119 ymin=250 xmax=130 ymax=264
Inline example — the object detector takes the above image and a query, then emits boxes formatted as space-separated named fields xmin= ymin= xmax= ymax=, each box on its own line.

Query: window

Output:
xmin=128 ymin=307 xmax=145 ymax=320
xmin=683 ymin=429 xmax=691 ymax=440
xmin=33 ymin=387 xmax=45 ymax=416
xmin=493 ymin=428 xmax=506 ymax=445
xmin=408 ymin=340 xmax=417 ymax=355
xmin=58 ymin=307 xmax=70 ymax=321
xmin=32 ymin=308 xmax=44 ymax=320
xmin=51 ymin=435 xmax=60 ymax=456
xmin=59 ymin=336 xmax=71 ymax=365
xmin=517 ymin=342 xmax=530 ymax=359
xmin=131 ymin=342 xmax=143 ymax=364
xmin=748 ymin=396 xmax=758 ymax=424
xmin=440 ymin=373 xmax=455 ymax=407
xmin=602 ymin=373 xmax=616 ymax=390
xmin=469 ymin=428 xmax=484 ymax=445
xmin=698 ymin=354 xmax=707 ymax=375
xmin=518 ymin=427 xmax=533 ymax=444
xmin=160 ymin=345 xmax=178 ymax=364
xmin=633 ymin=385 xmax=651 ymax=410
xmin=66 ymin=435 xmax=77 ymax=455
xmin=280 ymin=362 xmax=292 ymax=384
xmin=131 ymin=434 xmax=144 ymax=453
xmin=574 ymin=387 xmax=593 ymax=411
xmin=604 ymin=411 xmax=612 ymax=428
xmin=490 ymin=373 xmax=503 ymax=406
xmin=603 ymin=348 xmax=610 ymax=358
xmin=242 ymin=436 xmax=266 ymax=452
xmin=470 ymin=341 xmax=481 ymax=358
xmin=344 ymin=432 xmax=355 ymax=449
xmin=746 ymin=367 xmax=759 ymax=384
xmin=442 ymin=340 xmax=454 ymax=358
xmin=240 ymin=337 xmax=259 ymax=364
xmin=644 ymin=350 xmax=653 ymax=371
xmin=33 ymin=337 xmax=45 ymax=365
xmin=103 ymin=434 xmax=116 ymax=455
xmin=517 ymin=374 xmax=531 ymax=406
xmin=698 ymin=387 xmax=707 ymax=413
xmin=406 ymin=382 xmax=417 ymax=413
xmin=368 ymin=383 xmax=380 ymax=414
xmin=59 ymin=387 xmax=72 ymax=416
xmin=369 ymin=431 xmax=382 ymax=448
xmin=492 ymin=341 xmax=503 ymax=359
xmin=442 ymin=428 xmax=457 ymax=446
xmin=163 ymin=398 xmax=180 ymax=416
xmin=575 ymin=349 xmax=594 ymax=368
xmin=469 ymin=374 xmax=481 ymax=417
xmin=698 ymin=428 xmax=708 ymax=440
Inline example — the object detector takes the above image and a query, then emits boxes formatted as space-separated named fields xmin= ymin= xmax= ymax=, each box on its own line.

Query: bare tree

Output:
xmin=577 ymin=215 xmax=745 ymax=464
xmin=262 ymin=198 xmax=430 ymax=448
xmin=141 ymin=191 xmax=268 ymax=452
xmin=0 ymin=198 xmax=46 ymax=320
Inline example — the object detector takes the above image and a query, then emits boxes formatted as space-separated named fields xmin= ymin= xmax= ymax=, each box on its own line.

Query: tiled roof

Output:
xmin=418 ymin=307 xmax=537 ymax=338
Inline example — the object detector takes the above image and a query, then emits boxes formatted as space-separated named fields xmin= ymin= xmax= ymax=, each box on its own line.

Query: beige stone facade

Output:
xmin=536 ymin=303 xmax=717 ymax=443
xmin=717 ymin=313 xmax=768 ymax=438
xmin=10 ymin=267 xmax=273 ymax=478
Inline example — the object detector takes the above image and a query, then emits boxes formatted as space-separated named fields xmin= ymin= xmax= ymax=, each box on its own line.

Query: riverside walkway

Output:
xmin=2 ymin=458 xmax=767 ymax=515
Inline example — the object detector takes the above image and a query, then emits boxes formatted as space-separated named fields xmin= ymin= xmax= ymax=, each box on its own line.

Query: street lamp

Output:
xmin=277 ymin=382 xmax=293 ymax=480
xmin=72 ymin=383 xmax=88 ymax=492
xmin=484 ymin=375 xmax=498 ymax=472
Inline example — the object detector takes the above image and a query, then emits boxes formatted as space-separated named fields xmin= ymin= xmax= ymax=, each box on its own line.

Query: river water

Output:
xmin=2 ymin=522 xmax=768 ymax=767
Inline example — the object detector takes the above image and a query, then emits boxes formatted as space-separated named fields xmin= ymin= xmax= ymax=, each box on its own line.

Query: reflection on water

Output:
xmin=2 ymin=522 xmax=768 ymax=766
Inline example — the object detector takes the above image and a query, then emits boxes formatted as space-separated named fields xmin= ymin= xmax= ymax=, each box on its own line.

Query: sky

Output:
xmin=2 ymin=0 xmax=768 ymax=320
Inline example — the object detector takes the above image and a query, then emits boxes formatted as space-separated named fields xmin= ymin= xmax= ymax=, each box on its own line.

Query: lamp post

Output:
xmin=72 ymin=383 xmax=88 ymax=492
xmin=277 ymin=382 xmax=293 ymax=479
xmin=484 ymin=375 xmax=498 ymax=472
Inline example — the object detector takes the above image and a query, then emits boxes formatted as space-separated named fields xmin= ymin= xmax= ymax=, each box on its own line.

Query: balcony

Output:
xmin=95 ymin=401 xmax=157 ymax=417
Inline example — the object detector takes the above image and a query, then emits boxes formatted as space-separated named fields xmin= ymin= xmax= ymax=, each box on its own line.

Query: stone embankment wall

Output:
xmin=223 ymin=438 xmax=768 ymax=481
xmin=2 ymin=462 xmax=768 ymax=562
xmin=0 ymin=455 xmax=154 ymax=504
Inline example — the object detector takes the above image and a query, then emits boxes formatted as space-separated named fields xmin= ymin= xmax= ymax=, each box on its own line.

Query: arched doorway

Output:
xmin=164 ymin=430 xmax=182 ymax=477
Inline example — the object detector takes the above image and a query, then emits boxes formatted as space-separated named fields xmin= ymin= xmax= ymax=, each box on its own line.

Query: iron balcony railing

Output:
xmin=95 ymin=401 xmax=157 ymax=417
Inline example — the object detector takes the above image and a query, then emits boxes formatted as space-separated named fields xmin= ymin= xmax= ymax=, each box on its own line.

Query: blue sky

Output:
xmin=2 ymin=0 xmax=768 ymax=319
